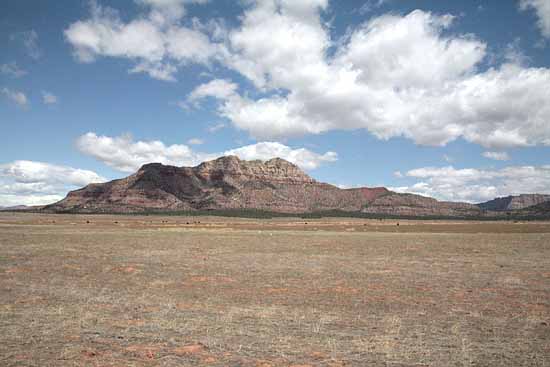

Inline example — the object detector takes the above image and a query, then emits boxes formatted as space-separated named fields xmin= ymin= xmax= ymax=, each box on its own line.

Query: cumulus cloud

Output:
xmin=0 ymin=160 xmax=105 ymax=186
xmin=187 ymin=79 xmax=328 ymax=139
xmin=0 ymin=160 xmax=106 ymax=206
xmin=0 ymin=62 xmax=27 ymax=78
xmin=64 ymin=0 xmax=220 ymax=81
xmin=75 ymin=132 xmax=205 ymax=172
xmin=76 ymin=132 xmax=337 ymax=172
xmin=503 ymin=38 xmax=531 ymax=66
xmin=189 ymin=4 xmax=550 ymax=148
xmin=42 ymin=91 xmax=58 ymax=105
xmin=186 ymin=79 xmax=238 ymax=105
xmin=520 ymin=0 xmax=550 ymax=38
xmin=224 ymin=0 xmax=329 ymax=89
xmin=1 ymin=88 xmax=28 ymax=107
xmin=482 ymin=151 xmax=510 ymax=161
xmin=137 ymin=0 xmax=209 ymax=22
xmin=391 ymin=165 xmax=550 ymax=203
xmin=225 ymin=142 xmax=337 ymax=170
xmin=66 ymin=1 xmax=550 ymax=149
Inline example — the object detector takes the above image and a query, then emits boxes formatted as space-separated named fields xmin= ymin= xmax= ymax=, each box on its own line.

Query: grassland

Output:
xmin=0 ymin=213 xmax=549 ymax=366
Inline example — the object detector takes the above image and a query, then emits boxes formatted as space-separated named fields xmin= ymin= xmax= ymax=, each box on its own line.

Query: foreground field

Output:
xmin=0 ymin=213 xmax=549 ymax=366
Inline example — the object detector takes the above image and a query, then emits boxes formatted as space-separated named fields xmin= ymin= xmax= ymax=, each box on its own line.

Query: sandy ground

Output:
xmin=0 ymin=212 xmax=549 ymax=366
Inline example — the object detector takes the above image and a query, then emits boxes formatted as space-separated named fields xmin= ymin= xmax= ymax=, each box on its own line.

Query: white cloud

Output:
xmin=520 ymin=0 xmax=550 ymax=38
xmin=0 ymin=194 xmax=65 ymax=208
xmin=76 ymin=132 xmax=337 ymax=172
xmin=66 ymin=2 xmax=550 ymax=149
xmin=0 ymin=160 xmax=106 ymax=206
xmin=224 ymin=0 xmax=329 ymax=89
xmin=11 ymin=30 xmax=41 ymax=59
xmin=482 ymin=151 xmax=510 ymax=161
xmin=137 ymin=0 xmax=210 ymax=25
xmin=0 ymin=62 xmax=27 ymax=78
xmin=187 ymin=79 xmax=328 ymax=140
xmin=358 ymin=0 xmax=391 ymax=15
xmin=504 ymin=38 xmax=531 ymax=66
xmin=187 ymin=138 xmax=204 ymax=145
xmin=64 ymin=0 xmax=220 ymax=81
xmin=187 ymin=5 xmax=550 ymax=148
xmin=0 ymin=160 xmax=105 ymax=186
xmin=23 ymin=30 xmax=41 ymax=59
xmin=76 ymin=132 xmax=205 ymax=172
xmin=340 ymin=11 xmax=484 ymax=89
xmin=391 ymin=165 xmax=550 ymax=203
xmin=130 ymin=62 xmax=178 ymax=82
xmin=225 ymin=141 xmax=337 ymax=170
xmin=138 ymin=0 xmax=207 ymax=21
xmin=42 ymin=91 xmax=58 ymax=105
xmin=1 ymin=88 xmax=28 ymax=107
xmin=186 ymin=79 xmax=238 ymax=105
xmin=207 ymin=122 xmax=225 ymax=133
xmin=65 ymin=5 xmax=166 ymax=63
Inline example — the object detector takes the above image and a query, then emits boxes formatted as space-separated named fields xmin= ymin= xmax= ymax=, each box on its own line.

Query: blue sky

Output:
xmin=1 ymin=0 xmax=550 ymax=206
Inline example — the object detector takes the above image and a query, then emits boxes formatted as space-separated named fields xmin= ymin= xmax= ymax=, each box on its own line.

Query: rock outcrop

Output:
xmin=362 ymin=193 xmax=482 ymax=217
xmin=46 ymin=156 xmax=392 ymax=214
xmin=477 ymin=194 xmax=550 ymax=211
xmin=44 ymin=156 xmax=550 ymax=218
xmin=516 ymin=201 xmax=550 ymax=217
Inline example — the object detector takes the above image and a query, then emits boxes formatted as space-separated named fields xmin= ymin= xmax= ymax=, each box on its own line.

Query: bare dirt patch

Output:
xmin=0 ymin=212 xmax=549 ymax=366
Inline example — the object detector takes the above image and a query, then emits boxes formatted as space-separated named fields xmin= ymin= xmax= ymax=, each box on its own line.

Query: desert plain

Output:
xmin=0 ymin=212 xmax=549 ymax=366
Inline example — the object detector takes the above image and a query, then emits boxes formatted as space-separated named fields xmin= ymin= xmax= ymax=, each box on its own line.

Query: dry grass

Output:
xmin=0 ymin=213 xmax=549 ymax=366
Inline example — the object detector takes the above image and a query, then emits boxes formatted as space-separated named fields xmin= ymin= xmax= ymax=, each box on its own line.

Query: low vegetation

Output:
xmin=0 ymin=213 xmax=549 ymax=366
xmin=33 ymin=207 xmax=550 ymax=221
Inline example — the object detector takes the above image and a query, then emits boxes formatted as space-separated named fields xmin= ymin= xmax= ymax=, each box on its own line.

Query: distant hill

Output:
xmin=0 ymin=205 xmax=37 ymax=211
xmin=477 ymin=194 xmax=550 ymax=211
xmin=43 ymin=156 xmax=550 ymax=218
xmin=45 ymin=156 xmax=392 ymax=214
xmin=514 ymin=201 xmax=550 ymax=218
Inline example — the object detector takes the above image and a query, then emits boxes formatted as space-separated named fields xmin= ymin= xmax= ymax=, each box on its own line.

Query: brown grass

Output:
xmin=0 ymin=212 xmax=549 ymax=366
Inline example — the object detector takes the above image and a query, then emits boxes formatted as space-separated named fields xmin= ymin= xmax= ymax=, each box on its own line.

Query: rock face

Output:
xmin=517 ymin=201 xmax=550 ymax=217
xmin=362 ymin=193 xmax=482 ymax=217
xmin=46 ymin=156 xmax=392 ymax=214
xmin=477 ymin=194 xmax=550 ymax=211
xmin=44 ymin=156 xmax=549 ymax=217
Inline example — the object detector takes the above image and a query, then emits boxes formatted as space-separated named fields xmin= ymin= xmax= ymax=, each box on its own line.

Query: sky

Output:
xmin=1 ymin=0 xmax=550 ymax=207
